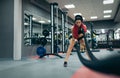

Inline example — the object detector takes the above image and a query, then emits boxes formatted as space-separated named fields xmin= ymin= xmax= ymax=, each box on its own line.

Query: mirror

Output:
xmin=24 ymin=10 xmax=51 ymax=46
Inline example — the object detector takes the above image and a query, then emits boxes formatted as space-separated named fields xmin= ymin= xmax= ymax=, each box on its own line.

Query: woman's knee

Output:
xmin=70 ymin=38 xmax=75 ymax=43
xmin=80 ymin=39 xmax=84 ymax=43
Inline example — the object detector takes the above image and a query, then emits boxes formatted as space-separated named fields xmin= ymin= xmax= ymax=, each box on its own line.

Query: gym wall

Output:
xmin=85 ymin=20 xmax=118 ymax=30
xmin=114 ymin=22 xmax=120 ymax=28
xmin=0 ymin=0 xmax=14 ymax=58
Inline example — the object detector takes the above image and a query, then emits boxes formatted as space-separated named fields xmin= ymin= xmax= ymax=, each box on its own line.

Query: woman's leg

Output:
xmin=80 ymin=39 xmax=91 ymax=60
xmin=64 ymin=38 xmax=76 ymax=62
xmin=80 ymin=39 xmax=85 ymax=51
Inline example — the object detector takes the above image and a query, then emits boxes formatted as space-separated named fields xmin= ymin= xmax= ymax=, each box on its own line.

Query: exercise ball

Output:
xmin=37 ymin=46 xmax=46 ymax=57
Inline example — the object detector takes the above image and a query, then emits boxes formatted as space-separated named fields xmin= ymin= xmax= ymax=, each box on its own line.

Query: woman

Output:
xmin=64 ymin=15 xmax=87 ymax=67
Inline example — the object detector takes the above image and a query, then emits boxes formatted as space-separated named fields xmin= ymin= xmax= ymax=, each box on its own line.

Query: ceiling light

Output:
xmin=73 ymin=13 xmax=82 ymax=16
xmin=90 ymin=16 xmax=98 ymax=19
xmin=103 ymin=10 xmax=112 ymax=13
xmin=83 ymin=17 xmax=85 ymax=20
xmin=64 ymin=4 xmax=75 ymax=9
xmin=104 ymin=15 xmax=111 ymax=18
xmin=32 ymin=17 xmax=36 ymax=20
xmin=48 ymin=20 xmax=51 ymax=23
xmin=101 ymin=29 xmax=105 ymax=33
xmin=39 ymin=21 xmax=45 ymax=23
xmin=103 ymin=0 xmax=114 ymax=4
xmin=24 ymin=23 xmax=29 ymax=26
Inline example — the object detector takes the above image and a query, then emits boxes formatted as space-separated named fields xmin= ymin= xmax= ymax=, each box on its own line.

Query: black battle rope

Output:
xmin=75 ymin=28 xmax=120 ymax=76
xmin=78 ymin=28 xmax=98 ymax=61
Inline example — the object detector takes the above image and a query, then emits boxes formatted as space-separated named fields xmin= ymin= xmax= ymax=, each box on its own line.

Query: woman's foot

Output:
xmin=64 ymin=61 xmax=67 ymax=67
xmin=80 ymin=49 xmax=85 ymax=53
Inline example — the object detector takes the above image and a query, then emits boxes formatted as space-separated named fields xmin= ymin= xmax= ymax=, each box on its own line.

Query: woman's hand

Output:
xmin=78 ymin=33 xmax=83 ymax=38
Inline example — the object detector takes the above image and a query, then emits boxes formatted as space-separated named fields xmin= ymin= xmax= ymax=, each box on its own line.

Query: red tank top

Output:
xmin=73 ymin=23 xmax=87 ymax=39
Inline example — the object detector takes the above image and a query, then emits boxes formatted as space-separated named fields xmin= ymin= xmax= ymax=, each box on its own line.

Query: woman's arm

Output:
xmin=72 ymin=26 xmax=79 ymax=39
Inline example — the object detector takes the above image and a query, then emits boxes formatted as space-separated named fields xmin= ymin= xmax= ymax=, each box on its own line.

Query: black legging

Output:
xmin=77 ymin=36 xmax=84 ymax=41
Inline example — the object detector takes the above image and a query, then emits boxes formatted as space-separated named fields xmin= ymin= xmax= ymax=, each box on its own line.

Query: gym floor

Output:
xmin=0 ymin=49 xmax=120 ymax=78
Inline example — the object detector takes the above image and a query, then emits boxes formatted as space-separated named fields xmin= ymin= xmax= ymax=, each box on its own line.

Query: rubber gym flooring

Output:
xmin=0 ymin=49 xmax=120 ymax=78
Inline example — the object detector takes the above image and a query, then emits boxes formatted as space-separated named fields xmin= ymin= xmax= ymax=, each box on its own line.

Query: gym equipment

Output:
xmin=54 ymin=45 xmax=60 ymax=53
xmin=50 ymin=3 xmax=62 ymax=58
xmin=24 ymin=14 xmax=33 ymax=45
xmin=42 ymin=29 xmax=49 ymax=37
xmin=54 ymin=39 xmax=61 ymax=45
xmin=90 ymin=22 xmax=99 ymax=52
xmin=29 ymin=15 xmax=33 ymax=45
xmin=62 ymin=10 xmax=70 ymax=50
xmin=37 ymin=46 xmax=46 ymax=58
xmin=39 ymin=37 xmax=47 ymax=46
xmin=81 ymin=28 xmax=97 ymax=60
xmin=76 ymin=28 xmax=120 ymax=76
xmin=36 ymin=30 xmax=49 ymax=57
xmin=36 ymin=31 xmax=49 ymax=57
xmin=62 ymin=12 xmax=65 ymax=53
xmin=31 ymin=38 xmax=39 ymax=44
xmin=38 ymin=3 xmax=63 ymax=58
xmin=64 ymin=12 xmax=69 ymax=52
xmin=24 ymin=37 xmax=40 ymax=45
xmin=64 ymin=39 xmax=69 ymax=52
xmin=107 ymin=29 xmax=114 ymax=51
xmin=92 ymin=33 xmax=97 ymax=48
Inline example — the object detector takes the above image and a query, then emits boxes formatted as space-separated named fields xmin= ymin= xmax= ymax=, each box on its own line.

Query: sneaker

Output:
xmin=80 ymin=50 xmax=85 ymax=53
xmin=84 ymin=49 xmax=86 ymax=52
xmin=64 ymin=61 xmax=67 ymax=67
